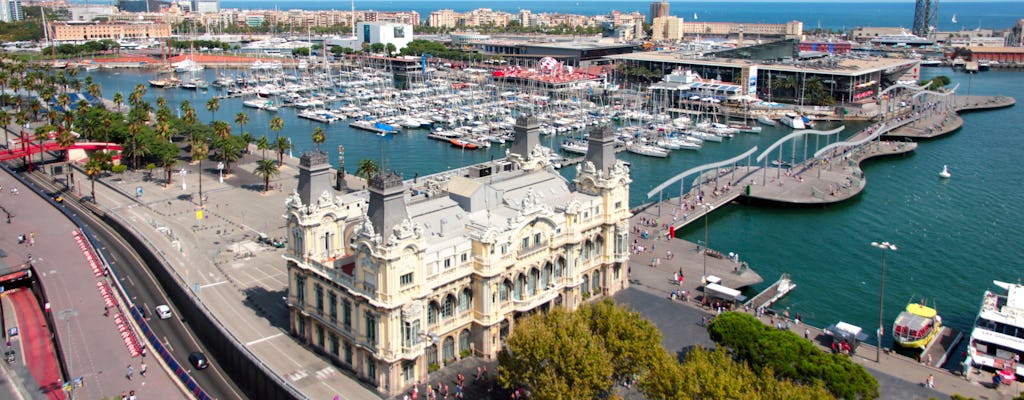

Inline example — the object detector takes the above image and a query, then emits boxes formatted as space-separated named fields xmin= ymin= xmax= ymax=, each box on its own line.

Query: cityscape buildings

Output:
xmin=286 ymin=117 xmax=632 ymax=395
xmin=649 ymin=1 xmax=669 ymax=24
xmin=0 ymin=0 xmax=23 ymax=22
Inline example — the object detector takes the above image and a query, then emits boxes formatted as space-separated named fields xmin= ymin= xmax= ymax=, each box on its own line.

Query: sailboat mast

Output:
xmin=351 ymin=0 xmax=356 ymax=37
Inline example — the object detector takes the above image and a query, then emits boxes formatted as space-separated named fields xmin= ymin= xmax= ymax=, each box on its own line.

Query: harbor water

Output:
xmin=84 ymin=67 xmax=1022 ymax=345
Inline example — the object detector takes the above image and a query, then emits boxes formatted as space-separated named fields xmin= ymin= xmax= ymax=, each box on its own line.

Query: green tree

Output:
xmin=159 ymin=144 xmax=179 ymax=187
xmin=32 ymin=125 xmax=53 ymax=169
xmin=84 ymin=150 xmax=111 ymax=202
xmin=205 ymin=97 xmax=220 ymax=122
xmin=355 ymin=158 xmax=379 ymax=182
xmin=578 ymin=299 xmax=665 ymax=384
xmin=56 ymin=129 xmax=77 ymax=189
xmin=311 ymin=126 xmax=325 ymax=153
xmin=269 ymin=115 xmax=283 ymax=140
xmin=498 ymin=308 xmax=613 ymax=400
xmin=256 ymin=135 xmax=270 ymax=159
xmin=274 ymin=135 xmax=290 ymax=166
xmin=385 ymin=42 xmax=397 ymax=57
xmin=112 ymin=92 xmax=124 ymax=112
xmin=254 ymin=158 xmax=280 ymax=193
xmin=191 ymin=131 xmax=209 ymax=207
xmin=234 ymin=111 xmax=249 ymax=137
xmin=707 ymin=312 xmax=878 ymax=400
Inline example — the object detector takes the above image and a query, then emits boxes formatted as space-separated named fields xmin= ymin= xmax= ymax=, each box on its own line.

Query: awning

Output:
xmin=705 ymin=283 xmax=747 ymax=302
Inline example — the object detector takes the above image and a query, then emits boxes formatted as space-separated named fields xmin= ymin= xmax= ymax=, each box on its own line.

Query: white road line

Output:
xmin=200 ymin=280 xmax=229 ymax=289
xmin=245 ymin=333 xmax=284 ymax=346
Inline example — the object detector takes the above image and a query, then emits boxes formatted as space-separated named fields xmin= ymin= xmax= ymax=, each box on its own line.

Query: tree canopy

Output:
xmin=707 ymin=312 xmax=879 ymax=399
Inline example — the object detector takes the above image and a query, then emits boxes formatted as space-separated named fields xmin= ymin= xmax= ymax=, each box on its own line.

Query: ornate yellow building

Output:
xmin=285 ymin=116 xmax=631 ymax=395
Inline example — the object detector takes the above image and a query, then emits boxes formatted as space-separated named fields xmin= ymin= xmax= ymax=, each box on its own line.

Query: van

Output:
xmin=188 ymin=352 xmax=209 ymax=370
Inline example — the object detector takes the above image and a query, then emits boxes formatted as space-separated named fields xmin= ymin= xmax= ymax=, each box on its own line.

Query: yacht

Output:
xmin=560 ymin=139 xmax=588 ymax=155
xmin=298 ymin=109 xmax=341 ymax=124
xmin=757 ymin=115 xmax=778 ymax=126
xmin=243 ymin=99 xmax=279 ymax=112
xmin=870 ymin=30 xmax=935 ymax=46
xmin=780 ymin=113 xmax=806 ymax=129
xmin=968 ymin=280 xmax=1024 ymax=379
xmin=173 ymin=58 xmax=204 ymax=73
xmin=626 ymin=143 xmax=670 ymax=158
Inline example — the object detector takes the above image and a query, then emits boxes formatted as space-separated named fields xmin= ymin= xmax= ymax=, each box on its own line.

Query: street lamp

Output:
xmin=58 ymin=309 xmax=79 ymax=399
xmin=871 ymin=241 xmax=897 ymax=363
xmin=701 ymin=203 xmax=714 ymax=285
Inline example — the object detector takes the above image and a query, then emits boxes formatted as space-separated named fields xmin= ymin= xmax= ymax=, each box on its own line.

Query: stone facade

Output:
xmin=285 ymin=118 xmax=631 ymax=395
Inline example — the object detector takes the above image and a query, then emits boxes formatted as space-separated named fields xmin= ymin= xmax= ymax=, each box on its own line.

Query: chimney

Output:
xmin=511 ymin=115 xmax=540 ymax=159
xmin=367 ymin=171 xmax=408 ymax=241
xmin=297 ymin=151 xmax=331 ymax=206
xmin=585 ymin=124 xmax=617 ymax=174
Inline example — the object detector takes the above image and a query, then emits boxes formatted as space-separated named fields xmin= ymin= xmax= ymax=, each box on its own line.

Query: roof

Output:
xmin=604 ymin=51 xmax=918 ymax=77
xmin=964 ymin=46 xmax=1024 ymax=54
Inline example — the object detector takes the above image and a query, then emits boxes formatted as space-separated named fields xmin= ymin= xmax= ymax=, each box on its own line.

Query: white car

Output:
xmin=155 ymin=305 xmax=173 ymax=320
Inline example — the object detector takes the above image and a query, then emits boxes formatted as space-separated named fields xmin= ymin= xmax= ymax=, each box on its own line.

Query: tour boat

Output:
xmin=939 ymin=165 xmax=951 ymax=178
xmin=968 ymin=281 xmax=1024 ymax=379
xmin=892 ymin=301 xmax=941 ymax=349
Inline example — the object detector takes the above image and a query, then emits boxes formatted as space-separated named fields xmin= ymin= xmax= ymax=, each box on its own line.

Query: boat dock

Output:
xmin=744 ymin=274 xmax=796 ymax=311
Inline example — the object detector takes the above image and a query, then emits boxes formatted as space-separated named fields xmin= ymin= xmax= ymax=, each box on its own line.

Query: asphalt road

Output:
xmin=24 ymin=169 xmax=247 ymax=400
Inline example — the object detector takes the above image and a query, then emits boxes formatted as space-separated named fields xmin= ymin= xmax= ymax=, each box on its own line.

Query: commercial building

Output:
xmin=952 ymin=47 xmax=1024 ymax=64
xmin=652 ymin=16 xmax=684 ymax=42
xmin=649 ymin=1 xmax=669 ymax=24
xmin=653 ymin=18 xmax=802 ymax=41
xmin=193 ymin=0 xmax=218 ymax=14
xmin=606 ymin=40 xmax=919 ymax=106
xmin=358 ymin=21 xmax=414 ymax=51
xmin=0 ymin=0 xmax=23 ymax=22
xmin=50 ymin=21 xmax=173 ymax=42
xmin=286 ymin=116 xmax=632 ymax=395
xmin=465 ymin=39 xmax=637 ymax=67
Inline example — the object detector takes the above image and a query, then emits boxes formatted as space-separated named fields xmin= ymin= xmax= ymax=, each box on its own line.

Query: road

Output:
xmin=22 ymin=168 xmax=247 ymax=400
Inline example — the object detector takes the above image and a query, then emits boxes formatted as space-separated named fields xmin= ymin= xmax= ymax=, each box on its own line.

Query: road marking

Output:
xmin=287 ymin=369 xmax=309 ymax=382
xmin=315 ymin=366 xmax=337 ymax=380
xmin=162 ymin=336 xmax=173 ymax=352
xmin=245 ymin=333 xmax=283 ymax=346
xmin=200 ymin=281 xmax=229 ymax=289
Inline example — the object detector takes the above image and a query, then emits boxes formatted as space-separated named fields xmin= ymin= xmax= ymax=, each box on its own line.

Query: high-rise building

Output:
xmin=1007 ymin=19 xmax=1024 ymax=47
xmin=1 ymin=0 xmax=24 ymax=22
xmin=193 ymin=0 xmax=218 ymax=14
xmin=649 ymin=1 xmax=669 ymax=24
xmin=286 ymin=117 xmax=632 ymax=395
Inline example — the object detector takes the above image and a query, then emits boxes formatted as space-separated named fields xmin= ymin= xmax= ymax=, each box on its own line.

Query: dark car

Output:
xmin=188 ymin=352 xmax=209 ymax=370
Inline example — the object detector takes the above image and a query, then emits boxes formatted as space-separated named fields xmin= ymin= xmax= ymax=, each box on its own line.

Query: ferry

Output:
xmin=870 ymin=30 xmax=935 ymax=46
xmin=892 ymin=301 xmax=941 ymax=349
xmin=967 ymin=280 xmax=1024 ymax=379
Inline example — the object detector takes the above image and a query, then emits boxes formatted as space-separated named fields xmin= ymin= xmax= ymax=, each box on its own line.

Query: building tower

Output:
xmin=648 ymin=1 xmax=669 ymax=24
xmin=0 ymin=0 xmax=24 ymax=22
xmin=297 ymin=151 xmax=331 ymax=207
xmin=912 ymin=0 xmax=938 ymax=37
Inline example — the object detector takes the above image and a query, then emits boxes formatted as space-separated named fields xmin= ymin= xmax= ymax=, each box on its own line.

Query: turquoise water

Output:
xmin=85 ymin=67 xmax=1021 ymax=344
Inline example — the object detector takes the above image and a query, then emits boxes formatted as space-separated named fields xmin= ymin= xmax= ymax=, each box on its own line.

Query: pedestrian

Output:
xmin=126 ymin=364 xmax=134 ymax=380
xmin=140 ymin=361 xmax=147 ymax=377
xmin=476 ymin=365 xmax=482 ymax=380
xmin=104 ymin=306 xmax=109 ymax=317
xmin=927 ymin=374 xmax=934 ymax=389
xmin=28 ymin=232 xmax=34 ymax=247
xmin=805 ymin=328 xmax=810 ymax=339
xmin=482 ymin=365 xmax=488 ymax=378
xmin=129 ymin=390 xmax=137 ymax=400
xmin=121 ymin=391 xmax=128 ymax=400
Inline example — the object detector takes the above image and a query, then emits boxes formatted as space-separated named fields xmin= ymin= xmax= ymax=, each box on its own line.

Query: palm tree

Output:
xmin=240 ymin=132 xmax=254 ymax=154
xmin=161 ymin=150 xmax=178 ymax=187
xmin=256 ymin=135 xmax=270 ymax=159
xmin=191 ymin=135 xmax=209 ymax=207
xmin=112 ymin=92 xmax=124 ymax=112
xmin=274 ymin=136 xmax=291 ymax=165
xmin=205 ymin=98 xmax=219 ymax=122
xmin=212 ymin=120 xmax=232 ymax=172
xmin=56 ymin=129 xmax=76 ymax=189
xmin=181 ymin=100 xmax=197 ymax=126
xmin=87 ymin=83 xmax=102 ymax=103
xmin=312 ymin=126 xmax=325 ymax=153
xmin=84 ymin=154 xmax=105 ymax=202
xmin=156 ymin=96 xmax=167 ymax=111
xmin=0 ymin=109 xmax=9 ymax=150
xmin=128 ymin=84 xmax=146 ymax=108
xmin=269 ymin=116 xmax=283 ymax=140
xmin=355 ymin=159 xmax=379 ymax=182
xmin=234 ymin=111 xmax=248 ymax=136
xmin=32 ymin=125 xmax=52 ymax=170
xmin=254 ymin=158 xmax=280 ymax=193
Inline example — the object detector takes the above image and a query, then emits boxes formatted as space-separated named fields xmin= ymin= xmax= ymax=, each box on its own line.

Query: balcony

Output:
xmin=512 ymin=289 xmax=560 ymax=312
xmin=517 ymin=240 xmax=549 ymax=260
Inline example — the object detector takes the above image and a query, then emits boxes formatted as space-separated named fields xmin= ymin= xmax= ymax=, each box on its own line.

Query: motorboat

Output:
xmin=757 ymin=115 xmax=778 ymax=126
xmin=560 ymin=139 xmax=588 ymax=155
xmin=967 ymin=280 xmax=1024 ymax=380
xmin=173 ymin=58 xmax=204 ymax=73
xmin=771 ymin=159 xmax=793 ymax=168
xmin=450 ymin=138 xmax=479 ymax=150
xmin=243 ymin=99 xmax=279 ymax=112
xmin=939 ymin=165 xmax=951 ymax=179
xmin=626 ymin=143 xmax=670 ymax=158
xmin=779 ymin=113 xmax=806 ymax=129
xmin=892 ymin=301 xmax=942 ymax=349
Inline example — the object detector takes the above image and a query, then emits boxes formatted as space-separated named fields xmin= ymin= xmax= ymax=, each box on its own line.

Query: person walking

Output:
xmin=126 ymin=364 xmax=134 ymax=380
xmin=926 ymin=374 xmax=934 ymax=389
xmin=140 ymin=362 xmax=147 ymax=377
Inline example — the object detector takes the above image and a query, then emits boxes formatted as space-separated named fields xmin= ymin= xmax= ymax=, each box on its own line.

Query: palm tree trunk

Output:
xmin=90 ymin=178 xmax=96 ymax=202
xmin=198 ymin=160 xmax=203 ymax=207
xmin=264 ymin=175 xmax=269 ymax=193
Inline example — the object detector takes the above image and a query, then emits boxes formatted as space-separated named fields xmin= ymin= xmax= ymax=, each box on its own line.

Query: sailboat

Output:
xmin=693 ymin=12 xmax=699 ymax=20
xmin=952 ymin=14 xmax=957 ymax=24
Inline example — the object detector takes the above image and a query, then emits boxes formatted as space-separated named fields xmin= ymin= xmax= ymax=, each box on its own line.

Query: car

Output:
xmin=155 ymin=305 xmax=172 ymax=320
xmin=188 ymin=352 xmax=209 ymax=370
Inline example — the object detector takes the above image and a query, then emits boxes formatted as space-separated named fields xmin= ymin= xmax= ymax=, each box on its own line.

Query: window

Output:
xmin=330 ymin=334 xmax=339 ymax=356
xmin=365 ymin=313 xmax=377 ymax=344
xmin=316 ymin=325 xmax=325 ymax=348
xmin=592 ymin=273 xmax=601 ymax=292
xmin=459 ymin=329 xmax=470 ymax=354
xmin=442 ymin=296 xmax=454 ymax=319
xmin=527 ymin=269 xmax=538 ymax=295
xmin=294 ymin=276 xmax=306 ymax=305
xmin=344 ymin=343 xmax=353 ymax=365
xmin=403 ymin=361 xmax=415 ymax=383
xmin=403 ymin=319 xmax=420 ymax=348
xmin=428 ymin=302 xmax=438 ymax=325
xmin=461 ymin=253 xmax=468 ymax=262
xmin=328 ymin=292 xmax=337 ymax=322
xmin=501 ymin=244 xmax=508 ymax=254
xmin=458 ymin=289 xmax=471 ymax=312
xmin=499 ymin=280 xmax=510 ymax=302
xmin=343 ymin=300 xmax=352 ymax=330
xmin=521 ymin=237 xmax=529 ymax=251
xmin=443 ymin=336 xmax=455 ymax=361
xmin=315 ymin=284 xmax=324 ymax=314
xmin=514 ymin=275 xmax=524 ymax=300
xmin=444 ymin=258 xmax=451 ymax=268
xmin=554 ymin=259 xmax=563 ymax=278
xmin=534 ymin=233 xmax=542 ymax=246
xmin=401 ymin=272 xmax=414 ymax=286
xmin=614 ymin=264 xmax=621 ymax=280
xmin=615 ymin=201 xmax=622 ymax=209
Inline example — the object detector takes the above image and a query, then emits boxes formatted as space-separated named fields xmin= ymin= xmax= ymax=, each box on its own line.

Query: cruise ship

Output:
xmin=870 ymin=30 xmax=935 ymax=46
xmin=967 ymin=280 xmax=1024 ymax=379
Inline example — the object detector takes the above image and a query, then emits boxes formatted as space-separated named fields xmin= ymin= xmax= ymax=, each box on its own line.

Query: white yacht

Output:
xmin=173 ymin=58 xmax=203 ymax=73
xmin=968 ymin=280 xmax=1024 ymax=379
xmin=560 ymin=139 xmax=588 ymax=155
xmin=626 ymin=143 xmax=670 ymax=158
xmin=780 ymin=113 xmax=806 ymax=129
xmin=757 ymin=115 xmax=778 ymax=126
xmin=243 ymin=99 xmax=279 ymax=112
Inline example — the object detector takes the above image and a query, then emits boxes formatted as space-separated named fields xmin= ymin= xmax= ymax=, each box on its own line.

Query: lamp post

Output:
xmin=58 ymin=309 xmax=79 ymax=399
xmin=871 ymin=241 xmax=897 ymax=363
xmin=701 ymin=203 xmax=713 ymax=284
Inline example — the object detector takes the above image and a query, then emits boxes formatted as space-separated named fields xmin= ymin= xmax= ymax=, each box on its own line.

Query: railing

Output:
xmin=517 ymin=240 xmax=549 ymax=259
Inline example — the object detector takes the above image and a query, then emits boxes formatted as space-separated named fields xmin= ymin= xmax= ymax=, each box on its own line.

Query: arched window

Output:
xmin=528 ymin=268 xmax=539 ymax=295
xmin=582 ymin=240 xmax=593 ymax=260
xmin=499 ymin=279 xmax=511 ymax=303
xmin=443 ymin=295 xmax=455 ymax=319
xmin=443 ymin=336 xmax=455 ymax=361
xmin=542 ymin=262 xmax=552 ymax=288
xmin=458 ymin=288 xmax=472 ymax=313
xmin=514 ymin=274 xmax=526 ymax=300
xmin=595 ymin=235 xmax=604 ymax=257
xmin=554 ymin=258 xmax=564 ymax=278
xmin=592 ymin=272 xmax=601 ymax=292
xmin=426 ymin=344 xmax=438 ymax=366
xmin=427 ymin=301 xmax=439 ymax=325
xmin=459 ymin=329 xmax=471 ymax=354
xmin=582 ymin=274 xmax=590 ymax=295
